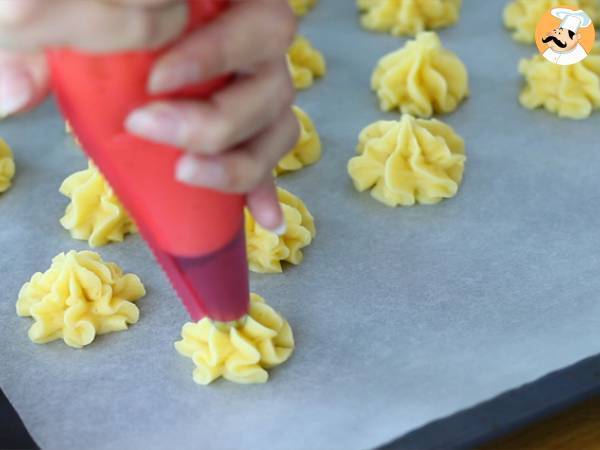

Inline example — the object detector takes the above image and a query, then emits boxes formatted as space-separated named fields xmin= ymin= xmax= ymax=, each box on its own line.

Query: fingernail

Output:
xmin=175 ymin=156 xmax=198 ymax=182
xmin=149 ymin=60 xmax=201 ymax=94
xmin=262 ymin=207 xmax=286 ymax=235
xmin=175 ymin=156 xmax=226 ymax=186
xmin=273 ymin=221 xmax=287 ymax=236
xmin=0 ymin=68 xmax=34 ymax=118
xmin=126 ymin=104 xmax=184 ymax=146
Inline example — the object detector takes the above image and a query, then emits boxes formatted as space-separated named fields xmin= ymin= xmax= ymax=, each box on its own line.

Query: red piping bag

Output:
xmin=46 ymin=0 xmax=249 ymax=323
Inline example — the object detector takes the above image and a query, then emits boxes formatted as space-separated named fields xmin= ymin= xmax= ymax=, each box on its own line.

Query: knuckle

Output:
xmin=218 ymin=162 xmax=239 ymax=191
xmin=279 ymin=76 xmax=296 ymax=107
xmin=270 ymin=4 xmax=298 ymax=48
xmin=264 ymin=62 xmax=295 ymax=107
xmin=222 ymin=156 xmax=260 ymax=192
xmin=202 ymin=115 xmax=234 ymax=153
xmin=209 ymin=28 xmax=232 ymax=74
xmin=283 ymin=109 xmax=300 ymax=148
xmin=246 ymin=167 xmax=267 ymax=191
xmin=177 ymin=104 xmax=229 ymax=155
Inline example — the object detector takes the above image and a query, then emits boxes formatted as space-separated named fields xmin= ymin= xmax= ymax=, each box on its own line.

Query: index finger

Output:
xmin=148 ymin=0 xmax=297 ymax=93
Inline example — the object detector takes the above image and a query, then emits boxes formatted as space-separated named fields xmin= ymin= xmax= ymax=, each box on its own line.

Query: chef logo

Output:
xmin=535 ymin=6 xmax=595 ymax=66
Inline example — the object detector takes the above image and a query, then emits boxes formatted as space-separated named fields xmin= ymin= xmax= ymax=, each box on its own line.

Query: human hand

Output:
xmin=0 ymin=0 xmax=188 ymax=114
xmin=0 ymin=0 xmax=298 ymax=232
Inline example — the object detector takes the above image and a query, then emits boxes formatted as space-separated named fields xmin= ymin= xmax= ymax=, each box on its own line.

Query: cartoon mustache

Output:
xmin=542 ymin=35 xmax=567 ymax=48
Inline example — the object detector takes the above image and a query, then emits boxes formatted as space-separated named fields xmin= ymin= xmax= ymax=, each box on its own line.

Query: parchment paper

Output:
xmin=2 ymin=0 xmax=600 ymax=449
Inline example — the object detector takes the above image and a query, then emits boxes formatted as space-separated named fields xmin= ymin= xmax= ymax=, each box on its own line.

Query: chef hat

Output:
xmin=551 ymin=8 xmax=592 ymax=33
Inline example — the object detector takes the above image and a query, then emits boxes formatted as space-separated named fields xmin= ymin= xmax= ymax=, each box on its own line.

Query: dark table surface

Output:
xmin=1 ymin=390 xmax=36 ymax=450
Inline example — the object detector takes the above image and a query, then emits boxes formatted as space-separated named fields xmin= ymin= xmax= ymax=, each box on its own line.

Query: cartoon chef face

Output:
xmin=541 ymin=9 xmax=592 ymax=53
xmin=542 ymin=27 xmax=580 ymax=53
xmin=537 ymin=8 xmax=594 ymax=65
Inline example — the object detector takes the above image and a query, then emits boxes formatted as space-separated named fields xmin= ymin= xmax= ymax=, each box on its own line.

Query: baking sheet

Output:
xmin=2 ymin=0 xmax=600 ymax=449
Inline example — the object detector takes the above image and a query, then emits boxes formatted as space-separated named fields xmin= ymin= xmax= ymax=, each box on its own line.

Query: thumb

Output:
xmin=0 ymin=50 xmax=50 ymax=117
